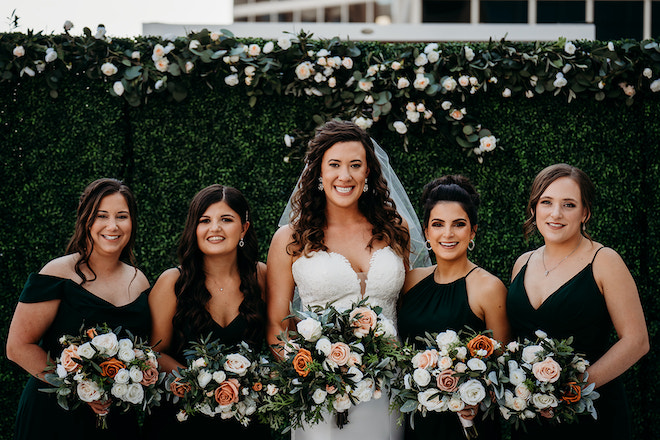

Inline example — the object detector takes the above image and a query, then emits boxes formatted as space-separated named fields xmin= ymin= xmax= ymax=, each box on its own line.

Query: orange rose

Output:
xmin=170 ymin=378 xmax=191 ymax=397
xmin=215 ymin=378 xmax=240 ymax=406
xmin=561 ymin=382 xmax=582 ymax=403
xmin=467 ymin=335 xmax=494 ymax=358
xmin=86 ymin=328 xmax=98 ymax=339
xmin=60 ymin=345 xmax=82 ymax=372
xmin=293 ymin=348 xmax=313 ymax=377
xmin=140 ymin=367 xmax=159 ymax=386
xmin=252 ymin=382 xmax=263 ymax=391
xmin=99 ymin=358 xmax=125 ymax=378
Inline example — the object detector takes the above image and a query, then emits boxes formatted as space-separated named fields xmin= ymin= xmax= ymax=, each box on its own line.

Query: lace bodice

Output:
xmin=292 ymin=246 xmax=405 ymax=328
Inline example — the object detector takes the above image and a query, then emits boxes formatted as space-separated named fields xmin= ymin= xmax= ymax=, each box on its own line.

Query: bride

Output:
xmin=266 ymin=120 xmax=426 ymax=440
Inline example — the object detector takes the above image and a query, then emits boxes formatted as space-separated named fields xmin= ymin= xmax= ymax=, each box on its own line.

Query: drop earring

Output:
xmin=363 ymin=178 xmax=368 ymax=193
xmin=318 ymin=177 xmax=324 ymax=191
xmin=468 ymin=239 xmax=475 ymax=251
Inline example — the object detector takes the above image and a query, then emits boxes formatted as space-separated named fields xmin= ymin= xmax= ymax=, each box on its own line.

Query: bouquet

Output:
xmin=260 ymin=299 xmax=406 ymax=432
xmin=490 ymin=330 xmax=599 ymax=429
xmin=392 ymin=328 xmax=501 ymax=439
xmin=42 ymin=324 xmax=165 ymax=429
xmin=164 ymin=336 xmax=264 ymax=426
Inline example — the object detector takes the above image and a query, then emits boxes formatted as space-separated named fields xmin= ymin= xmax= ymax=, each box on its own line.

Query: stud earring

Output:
xmin=363 ymin=178 xmax=368 ymax=193
xmin=318 ymin=177 xmax=324 ymax=191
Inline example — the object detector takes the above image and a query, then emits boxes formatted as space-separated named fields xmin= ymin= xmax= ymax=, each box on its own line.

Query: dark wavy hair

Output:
xmin=421 ymin=175 xmax=480 ymax=232
xmin=523 ymin=163 xmax=594 ymax=240
xmin=287 ymin=120 xmax=410 ymax=260
xmin=65 ymin=178 xmax=138 ymax=284
xmin=172 ymin=184 xmax=264 ymax=352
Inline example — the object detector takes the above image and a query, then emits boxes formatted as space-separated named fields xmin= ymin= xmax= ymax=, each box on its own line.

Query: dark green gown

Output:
xmin=398 ymin=268 xmax=500 ymax=440
xmin=14 ymin=273 xmax=151 ymax=440
xmin=143 ymin=307 xmax=272 ymax=439
xmin=506 ymin=247 xmax=631 ymax=439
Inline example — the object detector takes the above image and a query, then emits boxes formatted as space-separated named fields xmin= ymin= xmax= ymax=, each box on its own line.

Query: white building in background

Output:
xmin=144 ymin=0 xmax=659 ymax=42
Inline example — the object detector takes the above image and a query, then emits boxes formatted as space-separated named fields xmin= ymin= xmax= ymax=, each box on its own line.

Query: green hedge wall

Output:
xmin=1 ymin=64 xmax=658 ymax=438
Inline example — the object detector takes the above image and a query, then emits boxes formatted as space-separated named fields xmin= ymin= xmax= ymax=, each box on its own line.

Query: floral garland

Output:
xmin=2 ymin=22 xmax=660 ymax=160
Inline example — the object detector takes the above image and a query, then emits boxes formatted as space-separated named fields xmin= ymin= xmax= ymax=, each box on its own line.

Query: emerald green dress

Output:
xmin=398 ymin=268 xmax=500 ymax=440
xmin=506 ymin=247 xmax=631 ymax=439
xmin=14 ymin=273 xmax=151 ymax=440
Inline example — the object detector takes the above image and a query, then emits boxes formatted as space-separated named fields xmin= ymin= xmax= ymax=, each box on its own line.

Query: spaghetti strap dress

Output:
xmin=143 ymin=297 xmax=272 ymax=439
xmin=397 ymin=267 xmax=500 ymax=440
xmin=506 ymin=247 xmax=631 ymax=439
xmin=13 ymin=273 xmax=151 ymax=440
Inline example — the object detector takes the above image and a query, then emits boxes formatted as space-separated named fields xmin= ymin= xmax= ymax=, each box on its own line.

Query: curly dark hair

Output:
xmin=286 ymin=120 xmax=410 ymax=260
xmin=172 ymin=184 xmax=265 ymax=352
xmin=421 ymin=175 xmax=481 ymax=232
xmin=523 ymin=163 xmax=594 ymax=240
xmin=65 ymin=178 xmax=138 ymax=284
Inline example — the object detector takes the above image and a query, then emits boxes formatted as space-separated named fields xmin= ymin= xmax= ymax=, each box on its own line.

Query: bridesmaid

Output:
xmin=145 ymin=184 xmax=271 ymax=438
xmin=398 ymin=175 xmax=510 ymax=440
xmin=6 ymin=178 xmax=151 ymax=440
xmin=507 ymin=164 xmax=648 ymax=439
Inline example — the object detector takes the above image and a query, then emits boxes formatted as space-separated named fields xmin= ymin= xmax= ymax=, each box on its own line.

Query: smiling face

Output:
xmin=319 ymin=140 xmax=370 ymax=209
xmin=534 ymin=176 xmax=587 ymax=244
xmin=196 ymin=200 xmax=248 ymax=256
xmin=88 ymin=192 xmax=132 ymax=258
xmin=424 ymin=201 xmax=476 ymax=262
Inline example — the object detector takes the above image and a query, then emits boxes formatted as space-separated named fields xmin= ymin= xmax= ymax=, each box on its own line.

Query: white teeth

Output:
xmin=548 ymin=223 xmax=563 ymax=227
xmin=335 ymin=186 xmax=353 ymax=193
xmin=102 ymin=235 xmax=119 ymax=240
xmin=208 ymin=236 xmax=224 ymax=243
xmin=441 ymin=242 xmax=458 ymax=247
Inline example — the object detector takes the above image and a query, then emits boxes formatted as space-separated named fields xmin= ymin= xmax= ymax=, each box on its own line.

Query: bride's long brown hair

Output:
xmin=286 ymin=120 xmax=410 ymax=260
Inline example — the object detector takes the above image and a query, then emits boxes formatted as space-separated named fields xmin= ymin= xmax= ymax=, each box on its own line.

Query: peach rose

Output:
xmin=293 ymin=348 xmax=313 ymax=377
xmin=170 ymin=378 xmax=191 ymax=398
xmin=329 ymin=342 xmax=351 ymax=366
xmin=436 ymin=369 xmax=459 ymax=392
xmin=100 ymin=358 xmax=126 ymax=378
xmin=350 ymin=307 xmax=378 ymax=338
xmin=214 ymin=378 xmax=240 ymax=406
xmin=532 ymin=358 xmax=561 ymax=383
xmin=60 ymin=345 xmax=82 ymax=372
xmin=326 ymin=384 xmax=337 ymax=394
xmin=140 ymin=366 xmax=159 ymax=386
xmin=467 ymin=335 xmax=495 ymax=357
xmin=412 ymin=349 xmax=438 ymax=370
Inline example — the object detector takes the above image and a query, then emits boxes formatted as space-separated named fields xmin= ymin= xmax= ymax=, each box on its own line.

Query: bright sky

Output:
xmin=4 ymin=0 xmax=233 ymax=37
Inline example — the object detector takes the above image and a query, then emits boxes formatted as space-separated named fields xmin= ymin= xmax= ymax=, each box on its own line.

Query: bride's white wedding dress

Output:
xmin=291 ymin=246 xmax=405 ymax=440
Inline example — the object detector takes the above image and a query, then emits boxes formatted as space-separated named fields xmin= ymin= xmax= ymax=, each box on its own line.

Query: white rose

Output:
xmin=297 ymin=318 xmax=323 ymax=342
xmin=467 ymin=358 xmax=487 ymax=372
xmin=441 ymin=100 xmax=452 ymax=111
xmin=437 ymin=356 xmax=453 ymax=370
xmin=295 ymin=62 xmax=313 ymax=80
xmin=502 ymin=88 xmax=512 ymax=98
xmin=118 ymin=338 xmax=133 ymax=351
xmin=447 ymin=396 xmax=465 ymax=412
xmin=534 ymin=330 xmax=548 ymax=340
xmin=129 ymin=366 xmax=143 ymax=383
xmin=111 ymin=382 xmax=128 ymax=399
xmin=441 ymin=77 xmax=457 ymax=92
xmin=523 ymin=409 xmax=536 ymax=419
xmin=504 ymin=390 xmax=515 ymax=407
xmin=155 ymin=58 xmax=169 ymax=73
xmin=176 ymin=409 xmax=188 ymax=422
xmin=393 ymin=121 xmax=407 ymax=134
xmin=514 ymin=383 xmax=531 ymax=400
xmin=342 ymin=57 xmax=353 ymax=69
xmin=224 ymin=353 xmax=251 ymax=376
xmin=352 ymin=379 xmax=374 ymax=402
xmin=328 ymin=77 xmax=337 ymax=88
xmin=427 ymin=50 xmax=440 ymax=63
xmin=91 ymin=333 xmax=119 ymax=356
xmin=375 ymin=317 xmax=397 ymax=338
xmin=124 ymin=383 xmax=144 ymax=404
xmin=313 ymin=337 xmax=332 ymax=357
xmin=333 ymin=393 xmax=352 ymax=412
xmin=118 ymin=346 xmax=135 ymax=362
xmin=131 ymin=51 xmax=140 ymax=60
xmin=262 ymin=41 xmax=274 ymax=54
xmin=312 ymin=388 xmax=327 ymax=404
xmin=188 ymin=40 xmax=201 ymax=51
xmin=455 ymin=346 xmax=468 ymax=361
xmin=522 ymin=345 xmax=544 ymax=364
xmin=354 ymin=116 xmax=372 ymax=130
xmin=459 ymin=379 xmax=486 ymax=406
xmin=464 ymin=46 xmax=475 ymax=61
xmin=564 ymin=41 xmax=576 ymax=55
xmin=406 ymin=110 xmax=420 ymax=123
xmin=224 ymin=74 xmax=239 ymax=86
xmin=608 ymin=41 xmax=615 ymax=51
xmin=397 ymin=77 xmax=410 ymax=89
xmin=266 ymin=384 xmax=278 ymax=396
xmin=100 ymin=62 xmax=118 ymax=77
xmin=63 ymin=20 xmax=73 ymax=31
xmin=77 ymin=380 xmax=102 ymax=402
xmin=212 ymin=370 xmax=226 ymax=384
xmin=155 ymin=79 xmax=165 ymax=90
xmin=77 ymin=342 xmax=95 ymax=359
xmin=277 ymin=36 xmax=292 ymax=50
xmin=248 ymin=44 xmax=261 ymax=57
xmin=414 ymin=53 xmax=428 ymax=66
xmin=412 ymin=368 xmax=431 ymax=387
xmin=436 ymin=330 xmax=459 ymax=348
xmin=643 ymin=68 xmax=653 ymax=79
xmin=56 ymin=364 xmax=68 ymax=378
xmin=114 ymin=369 xmax=130 ymax=384
xmin=191 ymin=357 xmax=206 ymax=369
xmin=532 ymin=393 xmax=559 ymax=409
xmin=348 ymin=352 xmax=362 ymax=367
xmin=391 ymin=61 xmax=402 ymax=70
xmin=198 ymin=370 xmax=213 ymax=388
xmin=553 ymin=72 xmax=567 ymax=88
xmin=418 ymin=389 xmax=445 ymax=411
xmin=455 ymin=362 xmax=467 ymax=373
xmin=413 ymin=74 xmax=430 ymax=90
xmin=511 ymin=396 xmax=528 ymax=411
xmin=358 ymin=78 xmax=373 ymax=92
xmin=509 ymin=368 xmax=526 ymax=386
xmin=458 ymin=75 xmax=470 ymax=87
xmin=94 ymin=25 xmax=106 ymax=40
xmin=479 ymin=135 xmax=497 ymax=152
xmin=573 ymin=357 xmax=589 ymax=373
xmin=44 ymin=48 xmax=58 ymax=63
xmin=348 ymin=366 xmax=364 ymax=383
xmin=650 ymin=79 xmax=660 ymax=92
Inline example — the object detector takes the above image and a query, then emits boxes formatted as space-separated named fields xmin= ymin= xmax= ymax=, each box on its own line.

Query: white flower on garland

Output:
xmin=553 ymin=72 xmax=567 ymax=88
xmin=413 ymin=74 xmax=430 ymax=90
xmin=295 ymin=61 xmax=314 ymax=80
xmin=464 ymin=46 xmax=475 ymax=61
xmin=393 ymin=121 xmax=407 ymax=134
xmin=564 ymin=41 xmax=576 ymax=55
xmin=44 ymin=48 xmax=58 ymax=63
xmin=397 ymin=77 xmax=410 ymax=89
xmin=277 ymin=36 xmax=292 ymax=50
xmin=414 ymin=53 xmax=428 ymax=66
xmin=224 ymin=74 xmax=239 ymax=86
xmin=650 ymin=79 xmax=660 ymax=93
xmin=358 ymin=78 xmax=374 ymax=92
xmin=63 ymin=20 xmax=73 ymax=31
xmin=248 ymin=44 xmax=261 ymax=57
xmin=263 ymin=41 xmax=274 ymax=54
xmin=100 ymin=62 xmax=118 ymax=77
xmin=13 ymin=45 xmax=25 ymax=57
xmin=441 ymin=77 xmax=457 ymax=92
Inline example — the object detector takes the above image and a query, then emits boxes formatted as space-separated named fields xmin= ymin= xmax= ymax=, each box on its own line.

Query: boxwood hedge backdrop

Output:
xmin=0 ymin=33 xmax=658 ymax=438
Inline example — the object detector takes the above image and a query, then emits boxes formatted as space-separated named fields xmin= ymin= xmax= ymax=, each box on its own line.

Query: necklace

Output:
xmin=542 ymin=236 xmax=582 ymax=277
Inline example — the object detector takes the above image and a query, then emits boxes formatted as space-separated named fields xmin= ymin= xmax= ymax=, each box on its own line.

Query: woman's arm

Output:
xmin=469 ymin=270 xmax=511 ymax=344
xmin=265 ymin=226 xmax=296 ymax=358
xmin=149 ymin=268 xmax=186 ymax=374
xmin=587 ymin=247 xmax=649 ymax=387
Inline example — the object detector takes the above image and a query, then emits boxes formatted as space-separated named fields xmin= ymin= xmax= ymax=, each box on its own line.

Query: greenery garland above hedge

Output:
xmin=2 ymin=22 xmax=660 ymax=160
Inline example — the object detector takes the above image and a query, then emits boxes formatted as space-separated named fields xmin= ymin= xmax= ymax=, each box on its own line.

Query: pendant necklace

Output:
xmin=542 ymin=236 xmax=582 ymax=277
